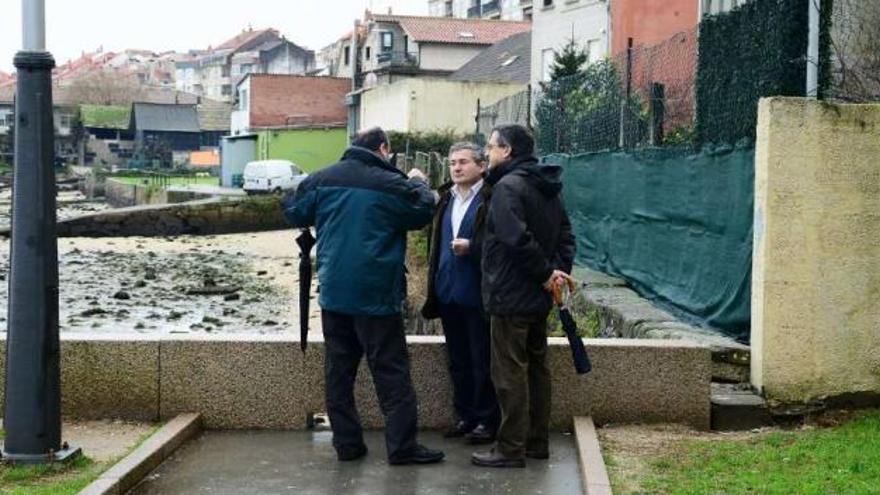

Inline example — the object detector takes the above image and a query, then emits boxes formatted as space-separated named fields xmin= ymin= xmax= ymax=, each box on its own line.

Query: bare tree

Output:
xmin=828 ymin=0 xmax=880 ymax=102
xmin=63 ymin=70 xmax=147 ymax=106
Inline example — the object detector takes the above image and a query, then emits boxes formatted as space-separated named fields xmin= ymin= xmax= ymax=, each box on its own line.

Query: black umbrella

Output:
xmin=296 ymin=229 xmax=316 ymax=353
xmin=553 ymin=279 xmax=592 ymax=374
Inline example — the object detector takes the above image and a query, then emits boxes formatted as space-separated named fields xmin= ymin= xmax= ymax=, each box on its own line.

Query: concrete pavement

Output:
xmin=131 ymin=430 xmax=581 ymax=494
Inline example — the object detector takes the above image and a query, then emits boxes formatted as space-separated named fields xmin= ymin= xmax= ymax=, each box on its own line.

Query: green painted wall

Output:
xmin=257 ymin=128 xmax=347 ymax=173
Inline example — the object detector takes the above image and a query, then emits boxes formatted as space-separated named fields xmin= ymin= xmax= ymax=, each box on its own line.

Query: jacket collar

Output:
xmin=485 ymin=155 xmax=539 ymax=185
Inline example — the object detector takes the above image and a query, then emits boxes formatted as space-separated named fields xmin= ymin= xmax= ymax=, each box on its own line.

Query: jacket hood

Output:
xmin=487 ymin=156 xmax=563 ymax=197
xmin=342 ymin=146 xmax=404 ymax=176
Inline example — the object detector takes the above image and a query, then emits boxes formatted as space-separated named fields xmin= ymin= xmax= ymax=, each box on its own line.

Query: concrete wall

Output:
xmin=360 ymin=78 xmax=525 ymax=134
xmin=611 ymin=0 xmax=698 ymax=55
xmin=531 ymin=0 xmax=609 ymax=88
xmin=752 ymin=98 xmax=880 ymax=404
xmin=0 ymin=335 xmax=711 ymax=430
xmin=418 ymin=44 xmax=483 ymax=72
xmin=256 ymin=127 xmax=347 ymax=173
xmin=105 ymin=179 xmax=169 ymax=208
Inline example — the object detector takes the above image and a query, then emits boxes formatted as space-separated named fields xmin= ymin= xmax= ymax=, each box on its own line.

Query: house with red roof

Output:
xmin=362 ymin=13 xmax=530 ymax=85
xmin=174 ymin=28 xmax=315 ymax=103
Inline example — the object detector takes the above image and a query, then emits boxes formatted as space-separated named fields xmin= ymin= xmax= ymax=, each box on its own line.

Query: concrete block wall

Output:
xmin=752 ymin=98 xmax=880 ymax=403
xmin=0 ymin=334 xmax=711 ymax=430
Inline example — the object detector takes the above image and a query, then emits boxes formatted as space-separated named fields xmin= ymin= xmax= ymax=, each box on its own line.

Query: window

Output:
xmin=523 ymin=7 xmax=533 ymax=20
xmin=541 ymin=48 xmax=554 ymax=82
xmin=221 ymin=65 xmax=231 ymax=77
xmin=365 ymin=46 xmax=371 ymax=60
xmin=586 ymin=39 xmax=603 ymax=64
xmin=344 ymin=46 xmax=351 ymax=66
xmin=222 ymin=84 xmax=232 ymax=96
xmin=380 ymin=32 xmax=393 ymax=52
xmin=543 ymin=0 xmax=553 ymax=6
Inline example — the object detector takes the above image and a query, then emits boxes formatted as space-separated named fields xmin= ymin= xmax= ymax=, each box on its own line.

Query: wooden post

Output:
xmin=650 ymin=82 xmax=666 ymax=146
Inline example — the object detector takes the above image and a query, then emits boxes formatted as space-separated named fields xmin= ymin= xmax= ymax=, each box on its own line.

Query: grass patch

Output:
xmin=0 ymin=423 xmax=162 ymax=494
xmin=641 ymin=410 xmax=880 ymax=495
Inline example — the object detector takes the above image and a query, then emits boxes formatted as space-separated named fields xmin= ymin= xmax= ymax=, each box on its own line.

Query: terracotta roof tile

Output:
xmin=372 ymin=14 xmax=530 ymax=46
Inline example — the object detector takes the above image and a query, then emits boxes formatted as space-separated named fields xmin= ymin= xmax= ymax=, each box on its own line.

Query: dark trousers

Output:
xmin=439 ymin=303 xmax=499 ymax=429
xmin=490 ymin=313 xmax=551 ymax=459
xmin=321 ymin=310 xmax=418 ymax=461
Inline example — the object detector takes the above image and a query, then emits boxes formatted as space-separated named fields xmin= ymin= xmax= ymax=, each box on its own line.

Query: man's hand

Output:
xmin=543 ymin=269 xmax=574 ymax=292
xmin=451 ymin=238 xmax=470 ymax=256
xmin=407 ymin=168 xmax=427 ymax=181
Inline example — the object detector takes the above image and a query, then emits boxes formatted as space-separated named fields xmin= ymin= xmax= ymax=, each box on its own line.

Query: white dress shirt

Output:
xmin=449 ymin=179 xmax=484 ymax=238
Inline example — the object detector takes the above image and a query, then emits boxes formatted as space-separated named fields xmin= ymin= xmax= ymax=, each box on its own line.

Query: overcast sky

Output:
xmin=0 ymin=0 xmax=428 ymax=73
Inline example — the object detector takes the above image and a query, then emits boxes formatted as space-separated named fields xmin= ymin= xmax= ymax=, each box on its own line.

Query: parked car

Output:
xmin=242 ymin=159 xmax=307 ymax=195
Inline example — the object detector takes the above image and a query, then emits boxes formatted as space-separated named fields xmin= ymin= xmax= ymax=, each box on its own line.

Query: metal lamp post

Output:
xmin=2 ymin=0 xmax=80 ymax=464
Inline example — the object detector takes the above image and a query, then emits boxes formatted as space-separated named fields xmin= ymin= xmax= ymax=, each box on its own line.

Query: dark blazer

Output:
xmin=421 ymin=181 xmax=492 ymax=319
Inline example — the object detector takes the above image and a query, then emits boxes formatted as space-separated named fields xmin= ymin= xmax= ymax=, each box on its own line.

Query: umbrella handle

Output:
xmin=551 ymin=276 xmax=578 ymax=306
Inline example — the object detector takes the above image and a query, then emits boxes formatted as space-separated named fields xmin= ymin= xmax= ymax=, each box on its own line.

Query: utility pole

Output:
xmin=2 ymin=0 xmax=80 ymax=465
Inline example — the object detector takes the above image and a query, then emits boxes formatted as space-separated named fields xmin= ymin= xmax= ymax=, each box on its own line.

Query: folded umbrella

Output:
xmin=553 ymin=278 xmax=592 ymax=374
xmin=296 ymin=229 xmax=316 ymax=353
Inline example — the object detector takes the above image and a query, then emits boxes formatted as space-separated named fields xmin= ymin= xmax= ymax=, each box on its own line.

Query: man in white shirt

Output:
xmin=421 ymin=142 xmax=499 ymax=445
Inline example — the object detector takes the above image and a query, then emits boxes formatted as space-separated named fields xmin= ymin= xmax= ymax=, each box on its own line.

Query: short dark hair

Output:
xmin=491 ymin=124 xmax=535 ymax=160
xmin=352 ymin=127 xmax=389 ymax=152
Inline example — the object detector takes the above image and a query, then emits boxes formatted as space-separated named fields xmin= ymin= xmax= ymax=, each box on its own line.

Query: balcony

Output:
xmin=375 ymin=50 xmax=419 ymax=68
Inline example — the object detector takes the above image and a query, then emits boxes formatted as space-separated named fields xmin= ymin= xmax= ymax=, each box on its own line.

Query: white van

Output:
xmin=242 ymin=159 xmax=307 ymax=194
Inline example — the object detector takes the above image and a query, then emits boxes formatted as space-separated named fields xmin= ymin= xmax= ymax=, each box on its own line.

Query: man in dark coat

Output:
xmin=471 ymin=124 xmax=576 ymax=468
xmin=422 ymin=142 xmax=499 ymax=445
xmin=283 ymin=127 xmax=444 ymax=465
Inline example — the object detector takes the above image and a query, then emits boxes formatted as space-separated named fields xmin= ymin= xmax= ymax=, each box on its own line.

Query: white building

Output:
xmin=530 ymin=0 xmax=610 ymax=88
xmin=429 ymin=0 xmax=534 ymax=20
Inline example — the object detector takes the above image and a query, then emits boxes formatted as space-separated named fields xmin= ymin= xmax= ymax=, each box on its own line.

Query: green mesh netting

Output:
xmin=554 ymin=145 xmax=754 ymax=341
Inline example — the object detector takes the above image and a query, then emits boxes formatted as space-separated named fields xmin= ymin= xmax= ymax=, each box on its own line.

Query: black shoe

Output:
xmin=525 ymin=449 xmax=549 ymax=460
xmin=465 ymin=424 xmax=495 ymax=445
xmin=389 ymin=444 xmax=445 ymax=465
xmin=443 ymin=420 xmax=473 ymax=438
xmin=471 ymin=449 xmax=525 ymax=468
xmin=336 ymin=444 xmax=368 ymax=461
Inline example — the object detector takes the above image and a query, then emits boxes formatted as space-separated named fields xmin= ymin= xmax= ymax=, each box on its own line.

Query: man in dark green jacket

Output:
xmin=472 ymin=124 xmax=576 ymax=468
xmin=283 ymin=127 xmax=444 ymax=465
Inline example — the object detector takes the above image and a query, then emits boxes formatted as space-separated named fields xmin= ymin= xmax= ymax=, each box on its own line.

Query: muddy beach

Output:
xmin=0 ymin=229 xmax=320 ymax=335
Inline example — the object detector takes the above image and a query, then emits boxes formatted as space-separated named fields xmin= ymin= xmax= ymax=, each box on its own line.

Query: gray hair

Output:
xmin=448 ymin=142 xmax=485 ymax=165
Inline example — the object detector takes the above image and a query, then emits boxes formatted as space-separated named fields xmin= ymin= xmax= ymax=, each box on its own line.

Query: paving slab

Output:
xmin=130 ymin=430 xmax=582 ymax=495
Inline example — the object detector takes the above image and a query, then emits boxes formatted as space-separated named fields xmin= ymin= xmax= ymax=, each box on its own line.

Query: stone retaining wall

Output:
xmin=0 ymin=334 xmax=711 ymax=430
xmin=53 ymin=196 xmax=287 ymax=237
xmin=572 ymin=267 xmax=750 ymax=383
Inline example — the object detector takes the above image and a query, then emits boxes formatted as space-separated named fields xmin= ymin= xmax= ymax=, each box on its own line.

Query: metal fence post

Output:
xmin=807 ymin=0 xmax=822 ymax=98
xmin=619 ymin=38 xmax=634 ymax=149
